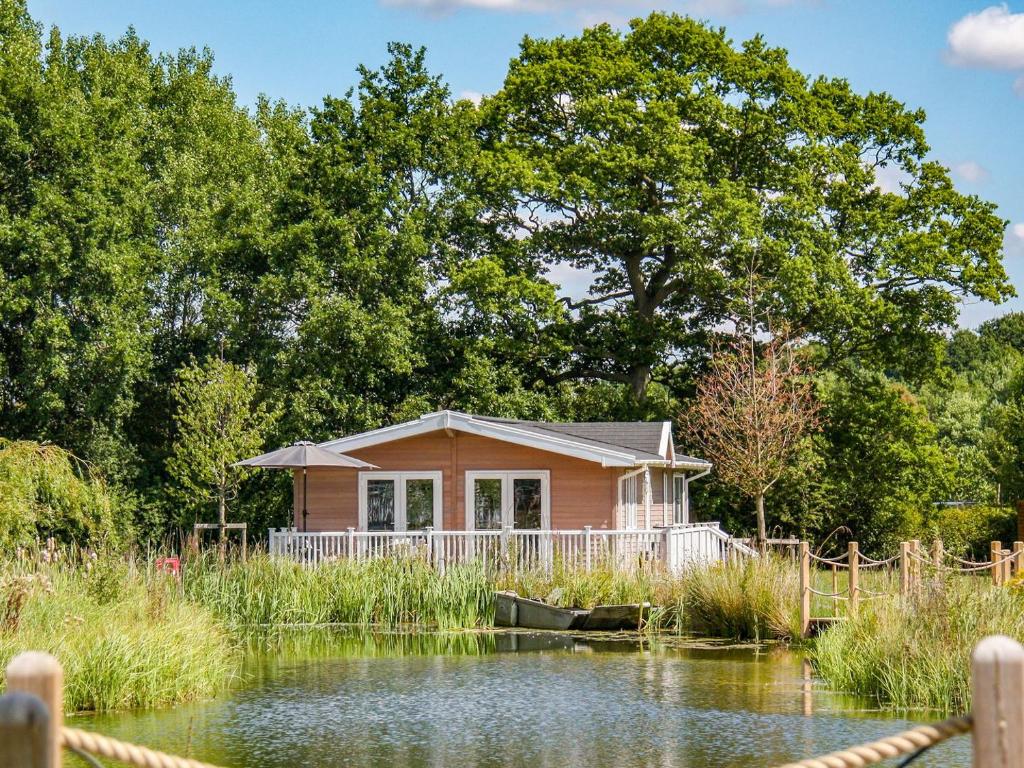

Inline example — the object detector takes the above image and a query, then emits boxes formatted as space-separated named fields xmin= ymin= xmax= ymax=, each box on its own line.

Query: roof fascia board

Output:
xmin=320 ymin=410 xmax=641 ymax=467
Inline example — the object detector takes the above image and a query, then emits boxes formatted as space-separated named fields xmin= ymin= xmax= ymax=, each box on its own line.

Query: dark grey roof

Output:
xmin=476 ymin=416 xmax=671 ymax=463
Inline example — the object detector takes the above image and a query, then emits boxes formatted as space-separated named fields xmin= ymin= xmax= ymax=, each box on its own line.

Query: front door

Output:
xmin=358 ymin=472 xmax=443 ymax=531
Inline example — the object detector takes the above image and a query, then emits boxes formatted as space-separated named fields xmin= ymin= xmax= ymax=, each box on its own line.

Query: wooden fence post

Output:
xmin=900 ymin=541 xmax=911 ymax=596
xmin=992 ymin=541 xmax=1003 ymax=587
xmin=584 ymin=526 xmax=592 ymax=572
xmin=424 ymin=526 xmax=434 ymax=568
xmin=1014 ymin=541 xmax=1024 ymax=579
xmin=799 ymin=542 xmax=811 ymax=638
xmin=5 ymin=652 xmax=62 ymax=768
xmin=848 ymin=541 xmax=859 ymax=616
xmin=910 ymin=539 xmax=922 ymax=591
xmin=972 ymin=635 xmax=1024 ymax=768
xmin=0 ymin=692 xmax=51 ymax=768
xmin=932 ymin=538 xmax=944 ymax=570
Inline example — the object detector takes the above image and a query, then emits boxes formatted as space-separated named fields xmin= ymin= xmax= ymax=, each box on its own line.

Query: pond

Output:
xmin=70 ymin=629 xmax=970 ymax=768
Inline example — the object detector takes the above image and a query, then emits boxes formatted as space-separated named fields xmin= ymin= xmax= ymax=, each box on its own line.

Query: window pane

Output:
xmin=674 ymin=477 xmax=687 ymax=524
xmin=512 ymin=478 xmax=542 ymax=529
xmin=367 ymin=479 xmax=395 ymax=531
xmin=474 ymin=479 xmax=502 ymax=530
xmin=406 ymin=479 xmax=434 ymax=530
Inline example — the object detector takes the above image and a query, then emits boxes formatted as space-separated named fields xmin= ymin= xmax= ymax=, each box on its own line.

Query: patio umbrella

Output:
xmin=235 ymin=441 xmax=377 ymax=531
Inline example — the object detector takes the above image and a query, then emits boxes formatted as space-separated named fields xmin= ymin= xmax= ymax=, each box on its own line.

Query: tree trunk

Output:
xmin=755 ymin=492 xmax=767 ymax=553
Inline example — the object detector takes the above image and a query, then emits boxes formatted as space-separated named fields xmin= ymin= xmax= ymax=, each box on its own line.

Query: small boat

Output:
xmin=494 ymin=592 xmax=647 ymax=631
xmin=494 ymin=590 xmax=519 ymax=627
xmin=514 ymin=595 xmax=590 ymax=631
xmin=580 ymin=602 xmax=650 ymax=631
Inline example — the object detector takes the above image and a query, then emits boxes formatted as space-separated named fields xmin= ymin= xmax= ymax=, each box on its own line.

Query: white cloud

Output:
xmin=947 ymin=5 xmax=1024 ymax=69
xmin=1012 ymin=222 xmax=1024 ymax=240
xmin=873 ymin=164 xmax=911 ymax=194
xmin=458 ymin=90 xmax=484 ymax=104
xmin=953 ymin=160 xmax=990 ymax=183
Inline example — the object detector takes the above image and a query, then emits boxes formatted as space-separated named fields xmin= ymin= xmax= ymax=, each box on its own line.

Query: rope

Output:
xmin=773 ymin=715 xmax=972 ymax=768
xmin=810 ymin=552 xmax=849 ymax=566
xmin=62 ymin=727 xmax=225 ymax=768
xmin=857 ymin=553 xmax=900 ymax=567
xmin=808 ymin=587 xmax=849 ymax=599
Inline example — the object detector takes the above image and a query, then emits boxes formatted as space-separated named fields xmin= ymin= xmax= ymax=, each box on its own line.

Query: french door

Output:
xmin=465 ymin=471 xmax=550 ymax=530
xmin=358 ymin=472 xmax=443 ymax=531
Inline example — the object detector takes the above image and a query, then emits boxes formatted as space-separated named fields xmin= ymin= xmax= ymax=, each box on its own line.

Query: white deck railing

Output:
xmin=268 ymin=523 xmax=751 ymax=572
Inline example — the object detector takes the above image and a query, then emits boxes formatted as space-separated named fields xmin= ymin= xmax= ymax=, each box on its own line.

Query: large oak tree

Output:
xmin=481 ymin=14 xmax=1012 ymax=400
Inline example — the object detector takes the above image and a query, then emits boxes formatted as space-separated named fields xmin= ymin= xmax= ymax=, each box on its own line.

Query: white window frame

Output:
xmin=464 ymin=470 xmax=551 ymax=530
xmin=358 ymin=471 xmax=443 ymax=531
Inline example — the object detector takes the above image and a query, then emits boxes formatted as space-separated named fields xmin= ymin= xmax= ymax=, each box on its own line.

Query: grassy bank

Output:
xmin=0 ymin=558 xmax=235 ymax=711
xmin=813 ymin=579 xmax=1024 ymax=712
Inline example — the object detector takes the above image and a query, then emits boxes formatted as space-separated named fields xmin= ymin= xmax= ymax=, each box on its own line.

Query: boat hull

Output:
xmin=514 ymin=596 xmax=589 ymax=631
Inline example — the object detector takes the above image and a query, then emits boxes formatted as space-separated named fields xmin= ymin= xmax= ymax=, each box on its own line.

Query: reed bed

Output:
xmin=813 ymin=578 xmax=1024 ymax=712
xmin=184 ymin=552 xmax=494 ymax=631
xmin=0 ymin=557 xmax=236 ymax=712
xmin=675 ymin=555 xmax=802 ymax=641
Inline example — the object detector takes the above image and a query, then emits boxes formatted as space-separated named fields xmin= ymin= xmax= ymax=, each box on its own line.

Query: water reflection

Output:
xmin=70 ymin=629 xmax=971 ymax=768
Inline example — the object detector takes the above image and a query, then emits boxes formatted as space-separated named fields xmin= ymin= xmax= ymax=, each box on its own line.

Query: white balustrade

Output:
xmin=268 ymin=522 xmax=752 ymax=572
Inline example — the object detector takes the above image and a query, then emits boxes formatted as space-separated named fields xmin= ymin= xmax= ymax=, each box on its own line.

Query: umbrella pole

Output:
xmin=302 ymin=467 xmax=308 ymax=532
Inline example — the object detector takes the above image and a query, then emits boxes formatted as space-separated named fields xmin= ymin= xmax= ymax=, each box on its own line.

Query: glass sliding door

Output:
xmin=673 ymin=475 xmax=688 ymax=524
xmin=366 ymin=479 xmax=396 ymax=531
xmin=358 ymin=472 xmax=443 ymax=531
xmin=512 ymin=478 xmax=542 ymax=529
xmin=473 ymin=478 xmax=503 ymax=530
xmin=465 ymin=471 xmax=550 ymax=530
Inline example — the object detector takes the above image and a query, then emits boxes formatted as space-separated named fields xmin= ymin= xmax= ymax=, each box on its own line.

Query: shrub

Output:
xmin=919 ymin=505 xmax=1017 ymax=559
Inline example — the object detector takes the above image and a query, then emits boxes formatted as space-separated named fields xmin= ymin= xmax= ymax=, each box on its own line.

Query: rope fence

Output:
xmin=799 ymin=538 xmax=1024 ymax=638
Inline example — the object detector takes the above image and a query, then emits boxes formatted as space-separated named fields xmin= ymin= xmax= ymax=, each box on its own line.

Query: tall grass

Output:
xmin=676 ymin=556 xmax=802 ymax=641
xmin=184 ymin=552 xmax=494 ymax=630
xmin=813 ymin=579 xmax=1024 ymax=712
xmin=0 ymin=557 xmax=236 ymax=712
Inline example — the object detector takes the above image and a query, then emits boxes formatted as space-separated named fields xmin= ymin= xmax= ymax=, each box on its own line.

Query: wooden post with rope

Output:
xmin=972 ymin=635 xmax=1024 ymax=768
xmin=4 ymin=652 xmax=61 ymax=768
xmin=1014 ymin=541 xmax=1024 ymax=580
xmin=900 ymin=541 xmax=911 ymax=596
xmin=932 ymin=538 xmax=944 ymax=584
xmin=992 ymin=541 xmax=1003 ymax=587
xmin=799 ymin=541 xmax=810 ymax=638
xmin=848 ymin=541 xmax=859 ymax=616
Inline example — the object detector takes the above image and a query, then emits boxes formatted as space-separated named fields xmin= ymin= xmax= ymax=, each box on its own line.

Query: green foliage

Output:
xmin=813 ymin=368 xmax=951 ymax=550
xmin=920 ymin=505 xmax=1017 ymax=560
xmin=482 ymin=14 xmax=1010 ymax=400
xmin=166 ymin=357 xmax=277 ymax=527
xmin=0 ymin=440 xmax=132 ymax=551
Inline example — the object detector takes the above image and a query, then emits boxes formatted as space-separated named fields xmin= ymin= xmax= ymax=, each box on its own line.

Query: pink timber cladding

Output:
xmin=292 ymin=429 xmax=676 ymax=531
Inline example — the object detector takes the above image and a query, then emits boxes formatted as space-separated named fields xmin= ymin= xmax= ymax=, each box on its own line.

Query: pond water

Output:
xmin=70 ymin=630 xmax=970 ymax=768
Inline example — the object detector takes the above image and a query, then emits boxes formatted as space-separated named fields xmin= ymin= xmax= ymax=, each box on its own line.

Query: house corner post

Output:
xmin=799 ymin=541 xmax=811 ymax=639
xmin=6 ymin=652 xmax=62 ymax=768
xmin=972 ymin=635 xmax=1024 ymax=768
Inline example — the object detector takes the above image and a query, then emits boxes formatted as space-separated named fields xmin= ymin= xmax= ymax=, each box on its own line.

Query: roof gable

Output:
xmin=319 ymin=411 xmax=710 ymax=469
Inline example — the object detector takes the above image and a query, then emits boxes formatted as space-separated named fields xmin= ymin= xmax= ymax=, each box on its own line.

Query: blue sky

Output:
xmin=27 ymin=0 xmax=1024 ymax=327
